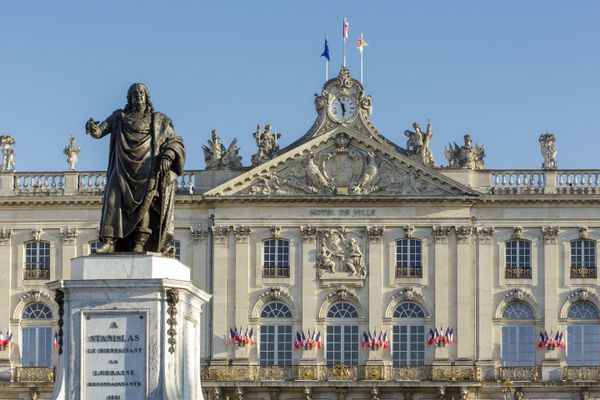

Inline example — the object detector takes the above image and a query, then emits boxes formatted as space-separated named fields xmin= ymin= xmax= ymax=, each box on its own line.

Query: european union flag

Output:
xmin=320 ymin=37 xmax=330 ymax=62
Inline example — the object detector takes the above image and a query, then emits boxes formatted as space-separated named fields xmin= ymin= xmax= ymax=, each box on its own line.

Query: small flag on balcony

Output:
xmin=446 ymin=328 xmax=454 ymax=345
xmin=315 ymin=331 xmax=322 ymax=349
xmin=53 ymin=332 xmax=59 ymax=350
xmin=427 ymin=328 xmax=435 ymax=345
xmin=0 ymin=331 xmax=6 ymax=350
xmin=538 ymin=331 xmax=545 ymax=349
xmin=361 ymin=331 xmax=369 ymax=349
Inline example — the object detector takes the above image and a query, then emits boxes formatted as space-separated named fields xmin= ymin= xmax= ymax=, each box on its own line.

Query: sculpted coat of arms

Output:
xmin=245 ymin=133 xmax=446 ymax=196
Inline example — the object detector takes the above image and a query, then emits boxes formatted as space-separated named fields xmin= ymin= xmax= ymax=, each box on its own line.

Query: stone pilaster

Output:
xmin=541 ymin=226 xmax=560 ymax=379
xmin=455 ymin=225 xmax=474 ymax=361
xmin=0 ymin=228 xmax=12 ymax=374
xmin=232 ymin=225 xmax=252 ymax=363
xmin=211 ymin=226 xmax=231 ymax=363
xmin=476 ymin=226 xmax=495 ymax=377
xmin=60 ymin=227 xmax=79 ymax=279
xmin=299 ymin=225 xmax=317 ymax=362
xmin=190 ymin=225 xmax=210 ymax=363
xmin=366 ymin=226 xmax=384 ymax=362
xmin=433 ymin=226 xmax=451 ymax=362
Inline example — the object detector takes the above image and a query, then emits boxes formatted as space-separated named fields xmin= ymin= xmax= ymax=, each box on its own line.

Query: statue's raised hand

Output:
xmin=86 ymin=117 xmax=101 ymax=137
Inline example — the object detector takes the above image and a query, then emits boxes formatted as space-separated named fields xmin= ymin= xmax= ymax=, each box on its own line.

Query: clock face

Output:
xmin=330 ymin=95 xmax=357 ymax=122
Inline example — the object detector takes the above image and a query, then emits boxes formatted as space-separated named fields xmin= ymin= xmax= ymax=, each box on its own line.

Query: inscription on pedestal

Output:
xmin=83 ymin=312 xmax=147 ymax=399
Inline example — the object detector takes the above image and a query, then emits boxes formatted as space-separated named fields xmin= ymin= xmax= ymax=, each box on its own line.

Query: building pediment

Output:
xmin=204 ymin=129 xmax=478 ymax=199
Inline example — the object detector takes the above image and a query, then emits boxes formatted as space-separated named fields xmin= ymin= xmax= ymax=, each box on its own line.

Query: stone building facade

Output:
xmin=0 ymin=69 xmax=599 ymax=399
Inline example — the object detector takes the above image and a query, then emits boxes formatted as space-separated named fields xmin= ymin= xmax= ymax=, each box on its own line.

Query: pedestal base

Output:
xmin=49 ymin=254 xmax=211 ymax=400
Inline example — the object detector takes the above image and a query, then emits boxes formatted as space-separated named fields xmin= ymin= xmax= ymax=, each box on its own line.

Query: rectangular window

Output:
xmin=22 ymin=327 xmax=52 ymax=367
xmin=263 ymin=239 xmax=290 ymax=278
xmin=392 ymin=325 xmax=425 ymax=366
xmin=505 ymin=241 xmax=531 ymax=279
xmin=571 ymin=240 xmax=597 ymax=278
xmin=259 ymin=325 xmax=292 ymax=366
xmin=326 ymin=325 xmax=358 ymax=366
xmin=396 ymin=239 xmax=422 ymax=278
xmin=501 ymin=325 xmax=535 ymax=366
xmin=567 ymin=325 xmax=600 ymax=366
xmin=24 ymin=242 xmax=51 ymax=280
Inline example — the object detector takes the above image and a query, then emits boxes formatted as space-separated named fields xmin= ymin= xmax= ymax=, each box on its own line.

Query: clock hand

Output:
xmin=339 ymin=100 xmax=346 ymax=116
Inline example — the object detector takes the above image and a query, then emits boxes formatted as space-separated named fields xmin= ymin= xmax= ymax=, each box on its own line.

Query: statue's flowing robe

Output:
xmin=96 ymin=110 xmax=185 ymax=252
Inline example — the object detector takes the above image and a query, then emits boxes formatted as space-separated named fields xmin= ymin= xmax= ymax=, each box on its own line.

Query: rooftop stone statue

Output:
xmin=85 ymin=83 xmax=185 ymax=255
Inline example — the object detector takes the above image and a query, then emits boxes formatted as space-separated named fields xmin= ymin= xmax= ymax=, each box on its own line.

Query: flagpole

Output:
xmin=360 ymin=48 xmax=363 ymax=84
xmin=325 ymin=60 xmax=328 ymax=81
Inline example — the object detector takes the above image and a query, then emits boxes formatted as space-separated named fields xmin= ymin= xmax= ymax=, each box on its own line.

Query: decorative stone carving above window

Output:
xmin=432 ymin=226 xmax=451 ymax=243
xmin=455 ymin=226 xmax=473 ymax=243
xmin=60 ymin=226 xmax=78 ymax=244
xmin=579 ymin=227 xmax=589 ymax=240
xmin=258 ymin=287 xmax=294 ymax=304
xmin=476 ymin=226 xmax=495 ymax=244
xmin=270 ymin=226 xmax=282 ymax=239
xmin=316 ymin=227 xmax=367 ymax=285
xmin=542 ymin=226 xmax=559 ymax=244
xmin=568 ymin=288 xmax=598 ymax=304
xmin=512 ymin=227 xmax=524 ymax=240
xmin=300 ymin=225 xmax=317 ymax=243
xmin=190 ymin=226 xmax=209 ymax=242
xmin=504 ymin=288 xmax=531 ymax=302
xmin=403 ymin=225 xmax=415 ymax=239
xmin=31 ymin=227 xmax=44 ymax=242
xmin=367 ymin=226 xmax=385 ymax=242
xmin=232 ymin=226 xmax=252 ymax=243
xmin=0 ymin=227 xmax=13 ymax=245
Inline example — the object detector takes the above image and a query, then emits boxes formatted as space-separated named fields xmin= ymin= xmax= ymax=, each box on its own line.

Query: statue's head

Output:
xmin=211 ymin=129 xmax=219 ymax=143
xmin=125 ymin=83 xmax=154 ymax=114
xmin=464 ymin=134 xmax=472 ymax=146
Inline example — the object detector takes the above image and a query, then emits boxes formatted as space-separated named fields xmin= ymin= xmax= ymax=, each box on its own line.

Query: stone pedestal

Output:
xmin=48 ymin=253 xmax=211 ymax=400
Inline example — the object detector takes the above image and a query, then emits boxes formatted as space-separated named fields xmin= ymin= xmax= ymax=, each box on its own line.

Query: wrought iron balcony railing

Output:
xmin=23 ymin=268 xmax=50 ymax=280
xmin=13 ymin=366 xmax=55 ymax=383
xmin=570 ymin=266 xmax=597 ymax=279
xmin=498 ymin=366 xmax=540 ymax=382
xmin=395 ymin=266 xmax=423 ymax=278
xmin=505 ymin=267 xmax=532 ymax=279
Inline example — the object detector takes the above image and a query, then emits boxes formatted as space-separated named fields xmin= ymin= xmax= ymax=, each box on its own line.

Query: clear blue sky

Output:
xmin=1 ymin=1 xmax=599 ymax=171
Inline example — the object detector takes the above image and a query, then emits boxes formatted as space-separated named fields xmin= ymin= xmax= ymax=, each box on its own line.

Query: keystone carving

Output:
xmin=403 ymin=225 xmax=415 ymax=239
xmin=270 ymin=226 xmax=282 ymax=239
xmin=0 ymin=227 xmax=13 ymax=245
xmin=31 ymin=227 xmax=44 ymax=242
xmin=512 ymin=227 xmax=524 ymax=240
xmin=579 ymin=227 xmax=589 ymax=240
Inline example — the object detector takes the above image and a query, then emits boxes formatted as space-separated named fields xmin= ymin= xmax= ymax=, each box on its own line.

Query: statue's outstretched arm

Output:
xmin=85 ymin=112 xmax=115 ymax=139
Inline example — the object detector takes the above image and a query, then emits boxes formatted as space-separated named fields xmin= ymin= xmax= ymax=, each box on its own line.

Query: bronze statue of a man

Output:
xmin=85 ymin=83 xmax=185 ymax=254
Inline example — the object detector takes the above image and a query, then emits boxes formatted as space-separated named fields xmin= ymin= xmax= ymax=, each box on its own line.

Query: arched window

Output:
xmin=505 ymin=240 xmax=531 ymax=279
xmin=392 ymin=302 xmax=425 ymax=366
xmin=263 ymin=239 xmax=290 ymax=278
xmin=171 ymin=239 xmax=181 ymax=260
xmin=21 ymin=302 xmax=53 ymax=367
xmin=24 ymin=241 xmax=51 ymax=280
xmin=396 ymin=239 xmax=422 ymax=278
xmin=570 ymin=240 xmax=597 ymax=278
xmin=501 ymin=301 xmax=535 ymax=366
xmin=259 ymin=302 xmax=292 ymax=366
xmin=326 ymin=302 xmax=359 ymax=366
xmin=567 ymin=301 xmax=600 ymax=366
